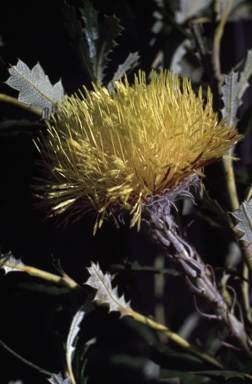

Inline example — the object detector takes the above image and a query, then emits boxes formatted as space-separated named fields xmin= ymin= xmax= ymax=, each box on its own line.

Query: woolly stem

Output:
xmin=142 ymin=203 xmax=252 ymax=358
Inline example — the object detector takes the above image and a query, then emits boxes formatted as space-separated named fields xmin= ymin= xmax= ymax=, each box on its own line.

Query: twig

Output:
xmin=0 ymin=93 xmax=42 ymax=116
xmin=0 ymin=260 xmax=79 ymax=290
xmin=222 ymin=153 xmax=240 ymax=212
xmin=154 ymin=254 xmax=166 ymax=326
xmin=0 ymin=339 xmax=54 ymax=376
xmin=212 ymin=0 xmax=232 ymax=84
xmin=127 ymin=305 xmax=224 ymax=369
xmin=242 ymin=262 xmax=252 ymax=323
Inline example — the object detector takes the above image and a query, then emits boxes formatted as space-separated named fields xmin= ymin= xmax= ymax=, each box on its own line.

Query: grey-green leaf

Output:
xmin=175 ymin=0 xmax=212 ymax=24
xmin=6 ymin=60 xmax=64 ymax=119
xmin=229 ymin=0 xmax=252 ymax=21
xmin=238 ymin=49 xmax=252 ymax=100
xmin=220 ymin=71 xmax=240 ymax=126
xmin=232 ymin=200 xmax=252 ymax=251
xmin=108 ymin=51 xmax=140 ymax=91
xmin=47 ymin=373 xmax=71 ymax=384
xmin=66 ymin=306 xmax=85 ymax=384
xmin=95 ymin=15 xmax=124 ymax=85
xmin=0 ymin=251 xmax=25 ymax=274
xmin=85 ymin=262 xmax=132 ymax=317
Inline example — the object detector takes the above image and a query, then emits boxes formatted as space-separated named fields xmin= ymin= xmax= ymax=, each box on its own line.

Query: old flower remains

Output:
xmin=36 ymin=70 xmax=240 ymax=231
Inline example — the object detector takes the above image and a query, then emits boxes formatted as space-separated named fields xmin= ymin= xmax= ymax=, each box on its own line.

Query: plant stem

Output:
xmin=222 ymin=152 xmax=240 ymax=211
xmin=0 ymin=261 xmax=79 ymax=289
xmin=142 ymin=204 xmax=252 ymax=359
xmin=212 ymin=0 xmax=232 ymax=84
xmin=0 ymin=339 xmax=54 ymax=376
xmin=242 ymin=263 xmax=252 ymax=323
xmin=0 ymin=93 xmax=42 ymax=116
xmin=154 ymin=254 xmax=166 ymax=326
xmin=127 ymin=307 xmax=224 ymax=369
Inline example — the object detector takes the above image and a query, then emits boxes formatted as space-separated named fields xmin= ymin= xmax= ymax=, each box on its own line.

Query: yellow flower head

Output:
xmin=35 ymin=70 xmax=240 ymax=232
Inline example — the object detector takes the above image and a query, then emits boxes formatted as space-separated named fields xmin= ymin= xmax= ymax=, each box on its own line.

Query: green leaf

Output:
xmin=232 ymin=200 xmax=252 ymax=251
xmin=0 ymin=251 xmax=25 ymax=274
xmin=66 ymin=306 xmax=86 ymax=384
xmin=80 ymin=2 xmax=124 ymax=85
xmin=85 ymin=262 xmax=132 ymax=317
xmin=6 ymin=60 xmax=64 ymax=119
xmin=238 ymin=49 xmax=252 ymax=100
xmin=95 ymin=14 xmax=124 ymax=84
xmin=221 ymin=71 xmax=240 ymax=126
xmin=63 ymin=1 xmax=124 ymax=85
xmin=17 ymin=282 xmax=70 ymax=295
xmin=160 ymin=369 xmax=211 ymax=383
xmin=80 ymin=0 xmax=100 ymax=82
xmin=61 ymin=2 xmax=94 ymax=81
xmin=192 ymin=369 xmax=248 ymax=381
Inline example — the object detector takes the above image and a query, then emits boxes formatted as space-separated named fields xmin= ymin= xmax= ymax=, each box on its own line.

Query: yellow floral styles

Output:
xmin=35 ymin=70 xmax=240 ymax=232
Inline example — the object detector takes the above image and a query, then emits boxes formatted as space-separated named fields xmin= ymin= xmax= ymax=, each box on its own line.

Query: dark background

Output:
xmin=1 ymin=1 xmax=252 ymax=383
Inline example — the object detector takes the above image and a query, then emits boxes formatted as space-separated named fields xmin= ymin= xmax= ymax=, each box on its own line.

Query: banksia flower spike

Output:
xmin=35 ymin=70 xmax=240 ymax=232
xmin=35 ymin=70 xmax=252 ymax=354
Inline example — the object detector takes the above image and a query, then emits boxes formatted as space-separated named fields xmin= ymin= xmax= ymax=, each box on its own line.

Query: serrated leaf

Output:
xmin=238 ymin=49 xmax=252 ymax=100
xmin=63 ymin=2 xmax=123 ymax=85
xmin=85 ymin=262 xmax=132 ymax=317
xmin=232 ymin=200 xmax=252 ymax=251
xmin=95 ymin=15 xmax=124 ymax=85
xmin=107 ymin=51 xmax=140 ymax=91
xmin=47 ymin=373 xmax=71 ymax=384
xmin=0 ymin=251 xmax=25 ymax=274
xmin=221 ymin=71 xmax=240 ymax=126
xmin=80 ymin=3 xmax=123 ymax=85
xmin=175 ymin=0 xmax=212 ymax=24
xmin=66 ymin=306 xmax=85 ymax=384
xmin=6 ymin=60 xmax=64 ymax=119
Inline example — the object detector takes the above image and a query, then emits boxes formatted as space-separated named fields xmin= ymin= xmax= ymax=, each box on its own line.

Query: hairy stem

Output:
xmin=142 ymin=204 xmax=252 ymax=358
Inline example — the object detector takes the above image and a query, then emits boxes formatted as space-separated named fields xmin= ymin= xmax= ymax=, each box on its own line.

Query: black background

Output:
xmin=1 ymin=1 xmax=252 ymax=383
